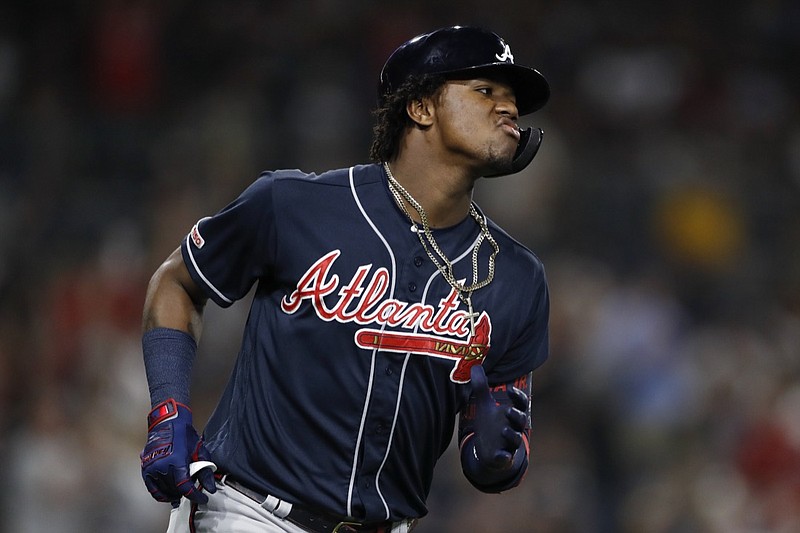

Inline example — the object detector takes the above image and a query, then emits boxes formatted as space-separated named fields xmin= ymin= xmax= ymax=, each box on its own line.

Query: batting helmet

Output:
xmin=379 ymin=26 xmax=550 ymax=116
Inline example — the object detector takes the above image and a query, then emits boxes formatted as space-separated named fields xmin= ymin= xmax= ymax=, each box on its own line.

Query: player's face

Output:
xmin=433 ymin=77 xmax=521 ymax=174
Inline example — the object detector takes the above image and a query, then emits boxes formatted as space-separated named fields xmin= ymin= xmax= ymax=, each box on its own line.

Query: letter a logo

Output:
xmin=495 ymin=43 xmax=514 ymax=63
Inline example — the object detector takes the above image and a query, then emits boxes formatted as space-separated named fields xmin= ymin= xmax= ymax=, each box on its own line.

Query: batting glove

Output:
xmin=463 ymin=364 xmax=529 ymax=484
xmin=140 ymin=399 xmax=217 ymax=504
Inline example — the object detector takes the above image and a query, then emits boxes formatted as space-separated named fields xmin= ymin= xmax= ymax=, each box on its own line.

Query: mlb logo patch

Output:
xmin=190 ymin=223 xmax=205 ymax=248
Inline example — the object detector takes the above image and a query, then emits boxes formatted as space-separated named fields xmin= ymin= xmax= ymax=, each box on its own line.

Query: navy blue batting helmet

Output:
xmin=379 ymin=26 xmax=550 ymax=116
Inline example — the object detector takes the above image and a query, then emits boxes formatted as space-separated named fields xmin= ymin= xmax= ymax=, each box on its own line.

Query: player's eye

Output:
xmin=476 ymin=87 xmax=492 ymax=95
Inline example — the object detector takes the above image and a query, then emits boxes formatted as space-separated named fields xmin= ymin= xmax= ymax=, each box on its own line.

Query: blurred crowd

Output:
xmin=0 ymin=1 xmax=799 ymax=532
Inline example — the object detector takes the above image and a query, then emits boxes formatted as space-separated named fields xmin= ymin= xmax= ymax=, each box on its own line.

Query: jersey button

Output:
xmin=413 ymin=256 xmax=423 ymax=267
xmin=408 ymin=282 xmax=417 ymax=292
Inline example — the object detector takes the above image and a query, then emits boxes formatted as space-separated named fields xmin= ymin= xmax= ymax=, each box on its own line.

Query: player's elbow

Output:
xmin=143 ymin=248 xmax=207 ymax=332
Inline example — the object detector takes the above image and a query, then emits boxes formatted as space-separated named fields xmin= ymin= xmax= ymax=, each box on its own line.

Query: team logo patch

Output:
xmin=190 ymin=223 xmax=205 ymax=248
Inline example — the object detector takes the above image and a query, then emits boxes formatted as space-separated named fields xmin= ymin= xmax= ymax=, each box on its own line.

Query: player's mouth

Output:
xmin=498 ymin=118 xmax=521 ymax=142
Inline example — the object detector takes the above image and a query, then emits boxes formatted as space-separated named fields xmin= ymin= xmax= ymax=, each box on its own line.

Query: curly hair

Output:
xmin=369 ymin=74 xmax=446 ymax=163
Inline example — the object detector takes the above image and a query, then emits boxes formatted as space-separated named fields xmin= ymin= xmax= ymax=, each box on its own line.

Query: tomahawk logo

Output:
xmin=281 ymin=250 xmax=492 ymax=383
xmin=355 ymin=314 xmax=490 ymax=383
xmin=495 ymin=43 xmax=514 ymax=63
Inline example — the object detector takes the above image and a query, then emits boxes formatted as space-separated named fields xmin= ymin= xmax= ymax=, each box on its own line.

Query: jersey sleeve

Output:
xmin=487 ymin=265 xmax=550 ymax=383
xmin=180 ymin=174 xmax=277 ymax=307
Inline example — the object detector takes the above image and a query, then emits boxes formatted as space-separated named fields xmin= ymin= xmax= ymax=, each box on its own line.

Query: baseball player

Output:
xmin=140 ymin=26 xmax=550 ymax=532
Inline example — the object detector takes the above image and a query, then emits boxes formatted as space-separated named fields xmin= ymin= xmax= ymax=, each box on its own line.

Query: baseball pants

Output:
xmin=167 ymin=483 xmax=306 ymax=533
xmin=166 ymin=482 xmax=417 ymax=532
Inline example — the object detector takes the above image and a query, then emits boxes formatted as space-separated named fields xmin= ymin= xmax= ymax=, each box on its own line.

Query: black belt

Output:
xmin=214 ymin=473 xmax=393 ymax=533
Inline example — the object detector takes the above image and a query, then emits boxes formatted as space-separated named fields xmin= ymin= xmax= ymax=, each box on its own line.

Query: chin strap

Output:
xmin=485 ymin=127 xmax=544 ymax=178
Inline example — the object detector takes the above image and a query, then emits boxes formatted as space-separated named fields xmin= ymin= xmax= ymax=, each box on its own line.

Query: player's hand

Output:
xmin=470 ymin=365 xmax=528 ymax=471
xmin=140 ymin=399 xmax=217 ymax=504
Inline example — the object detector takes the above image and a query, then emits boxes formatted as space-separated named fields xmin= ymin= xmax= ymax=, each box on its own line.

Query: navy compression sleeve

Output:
xmin=142 ymin=327 xmax=196 ymax=406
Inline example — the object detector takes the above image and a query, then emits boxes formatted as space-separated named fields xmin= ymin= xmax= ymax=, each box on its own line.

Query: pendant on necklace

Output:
xmin=464 ymin=294 xmax=479 ymax=338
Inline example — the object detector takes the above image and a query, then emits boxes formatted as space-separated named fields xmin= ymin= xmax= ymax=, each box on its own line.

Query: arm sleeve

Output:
xmin=180 ymin=174 xmax=278 ymax=307
xmin=458 ymin=372 xmax=533 ymax=492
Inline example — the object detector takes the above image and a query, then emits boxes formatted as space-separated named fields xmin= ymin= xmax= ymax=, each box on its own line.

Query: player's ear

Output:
xmin=406 ymin=97 xmax=435 ymax=127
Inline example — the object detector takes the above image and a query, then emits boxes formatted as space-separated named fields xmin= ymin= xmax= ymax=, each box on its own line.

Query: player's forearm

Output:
xmin=142 ymin=248 xmax=208 ymax=406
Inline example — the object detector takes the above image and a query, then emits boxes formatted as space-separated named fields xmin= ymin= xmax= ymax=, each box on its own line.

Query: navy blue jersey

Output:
xmin=180 ymin=163 xmax=549 ymax=522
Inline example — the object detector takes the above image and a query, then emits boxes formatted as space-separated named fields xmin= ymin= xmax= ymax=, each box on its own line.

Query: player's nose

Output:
xmin=495 ymin=94 xmax=519 ymax=121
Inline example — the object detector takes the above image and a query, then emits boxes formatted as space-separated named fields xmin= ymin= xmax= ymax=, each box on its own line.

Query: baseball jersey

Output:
xmin=180 ymin=163 xmax=549 ymax=522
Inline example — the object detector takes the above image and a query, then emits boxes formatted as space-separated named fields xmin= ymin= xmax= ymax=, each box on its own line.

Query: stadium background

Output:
xmin=0 ymin=1 xmax=798 ymax=531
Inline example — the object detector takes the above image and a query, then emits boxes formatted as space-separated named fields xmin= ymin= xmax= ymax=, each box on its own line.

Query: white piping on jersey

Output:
xmin=346 ymin=166 xmax=397 ymax=517
xmin=185 ymin=217 xmax=233 ymax=304
xmin=372 ymin=234 xmax=479 ymax=519
xmin=374 ymin=347 xmax=413 ymax=518
xmin=346 ymin=165 xmax=484 ymax=519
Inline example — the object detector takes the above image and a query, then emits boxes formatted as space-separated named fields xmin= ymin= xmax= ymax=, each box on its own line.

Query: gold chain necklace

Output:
xmin=383 ymin=162 xmax=499 ymax=336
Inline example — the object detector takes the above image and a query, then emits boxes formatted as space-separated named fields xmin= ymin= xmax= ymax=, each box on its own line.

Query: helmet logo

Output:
xmin=495 ymin=43 xmax=514 ymax=63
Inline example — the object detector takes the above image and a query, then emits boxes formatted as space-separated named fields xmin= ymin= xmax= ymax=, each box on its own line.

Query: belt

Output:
xmin=214 ymin=473 xmax=393 ymax=533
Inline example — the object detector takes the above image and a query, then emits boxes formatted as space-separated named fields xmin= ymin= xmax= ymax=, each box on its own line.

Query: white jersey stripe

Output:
xmin=372 ymin=240 xmax=480 ymax=518
xmin=346 ymin=166 xmax=398 ymax=517
xmin=184 ymin=219 xmax=233 ymax=305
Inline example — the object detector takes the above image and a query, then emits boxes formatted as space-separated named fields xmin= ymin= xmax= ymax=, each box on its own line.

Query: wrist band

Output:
xmin=142 ymin=327 xmax=196 ymax=406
